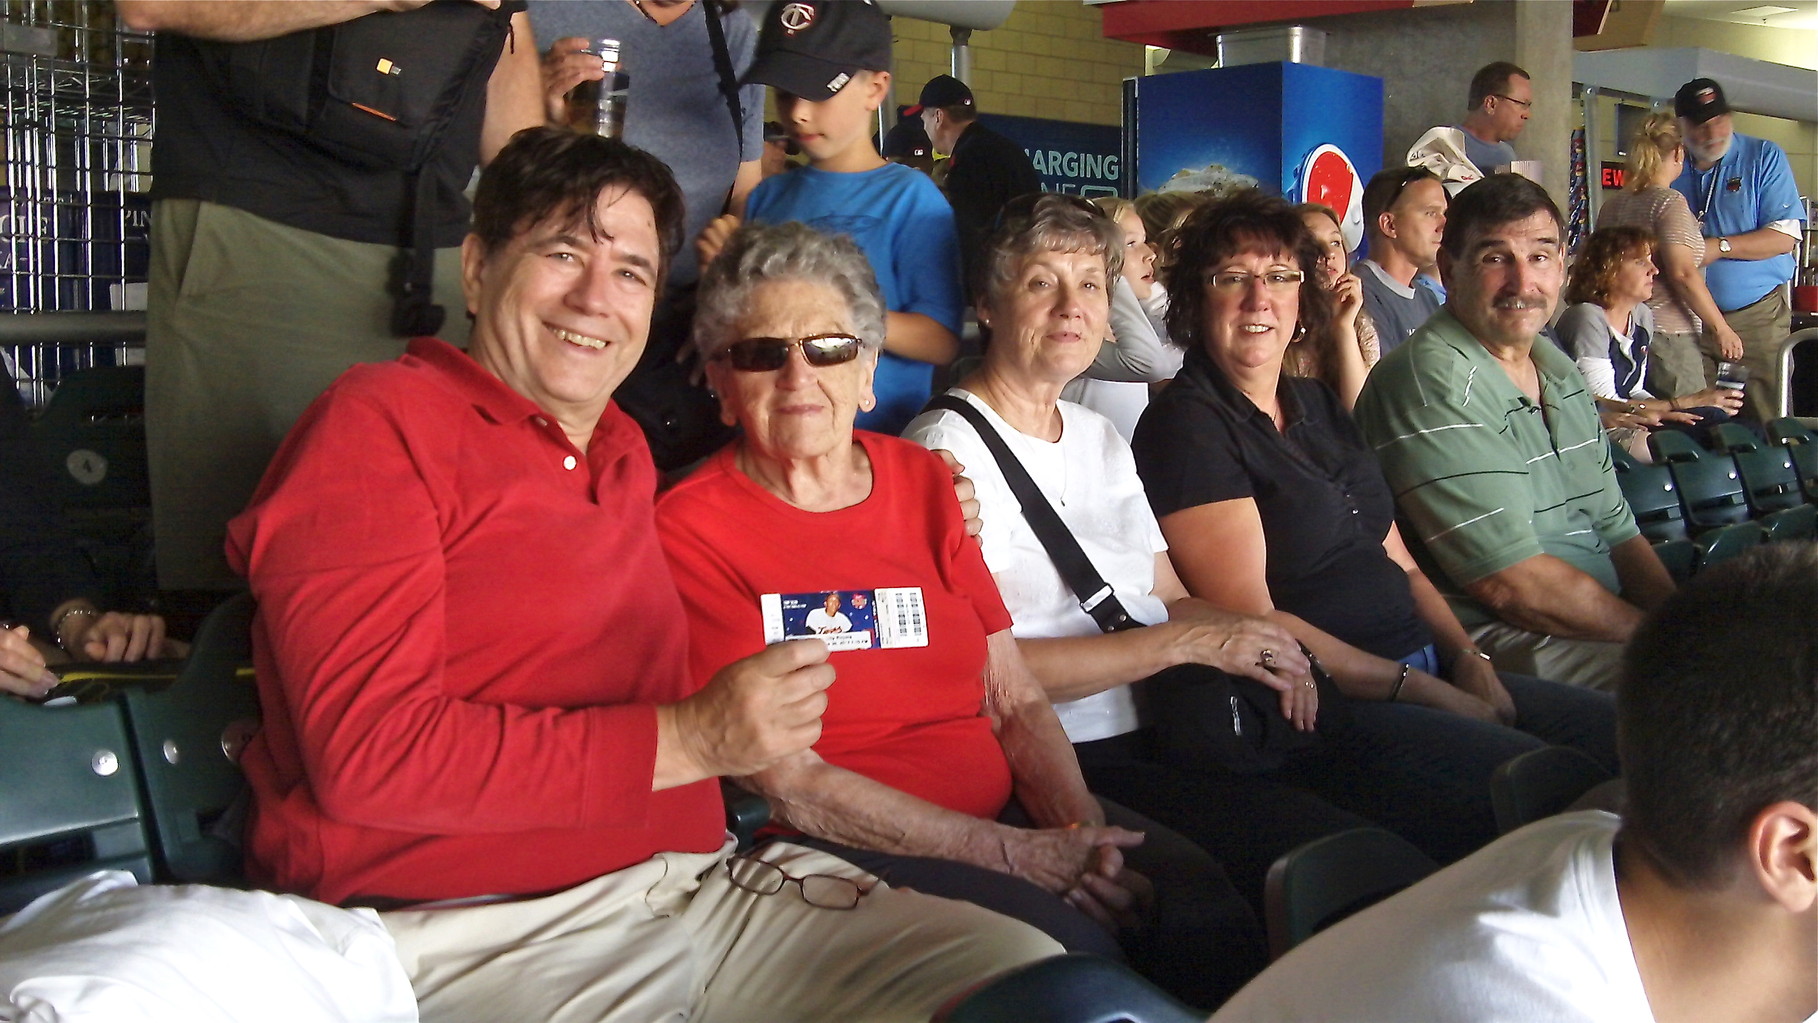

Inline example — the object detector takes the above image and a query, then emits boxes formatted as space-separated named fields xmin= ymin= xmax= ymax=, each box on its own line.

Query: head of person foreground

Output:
xmin=1214 ymin=541 xmax=1818 ymax=1022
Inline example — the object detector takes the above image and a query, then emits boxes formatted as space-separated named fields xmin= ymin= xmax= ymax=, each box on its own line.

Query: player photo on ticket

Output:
xmin=761 ymin=588 xmax=929 ymax=652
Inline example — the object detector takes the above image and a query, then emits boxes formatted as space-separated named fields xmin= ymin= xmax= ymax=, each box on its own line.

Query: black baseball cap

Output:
xmin=1674 ymin=78 xmax=1730 ymax=124
xmin=903 ymin=74 xmax=974 ymax=117
xmin=744 ymin=1 xmax=892 ymax=100
xmin=880 ymin=117 xmax=930 ymax=160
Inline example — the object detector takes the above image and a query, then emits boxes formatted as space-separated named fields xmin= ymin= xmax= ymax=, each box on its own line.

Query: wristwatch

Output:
xmin=1717 ymin=237 xmax=1732 ymax=255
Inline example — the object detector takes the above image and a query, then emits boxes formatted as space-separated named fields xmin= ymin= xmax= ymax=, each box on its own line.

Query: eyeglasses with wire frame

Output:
xmin=724 ymin=852 xmax=873 ymax=910
xmin=1493 ymin=93 xmax=1532 ymax=111
xmin=1204 ymin=269 xmax=1306 ymax=294
xmin=708 ymin=333 xmax=866 ymax=372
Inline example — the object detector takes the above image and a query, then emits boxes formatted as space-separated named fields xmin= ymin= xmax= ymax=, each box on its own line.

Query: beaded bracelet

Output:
xmin=51 ymin=606 xmax=97 ymax=649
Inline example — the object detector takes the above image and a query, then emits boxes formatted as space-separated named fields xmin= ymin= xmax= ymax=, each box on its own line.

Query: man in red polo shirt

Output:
xmin=227 ymin=127 xmax=1058 ymax=1023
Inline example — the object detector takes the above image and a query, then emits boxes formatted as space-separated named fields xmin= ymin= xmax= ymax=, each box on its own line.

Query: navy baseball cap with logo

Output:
xmin=903 ymin=74 xmax=974 ymax=117
xmin=1674 ymin=78 xmax=1730 ymax=124
xmin=745 ymin=0 xmax=893 ymax=99
xmin=880 ymin=117 xmax=930 ymax=160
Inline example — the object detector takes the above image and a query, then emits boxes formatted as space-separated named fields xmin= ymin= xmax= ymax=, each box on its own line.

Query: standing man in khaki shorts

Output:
xmin=118 ymin=0 xmax=542 ymax=590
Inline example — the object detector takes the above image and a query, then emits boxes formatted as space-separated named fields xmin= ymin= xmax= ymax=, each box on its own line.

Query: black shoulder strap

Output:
xmin=925 ymin=394 xmax=1138 ymax=633
xmin=702 ymin=0 xmax=745 ymax=144
xmin=390 ymin=168 xmax=445 ymax=337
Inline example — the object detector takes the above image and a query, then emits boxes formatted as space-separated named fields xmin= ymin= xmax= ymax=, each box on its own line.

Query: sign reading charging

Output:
xmin=983 ymin=114 xmax=1122 ymax=198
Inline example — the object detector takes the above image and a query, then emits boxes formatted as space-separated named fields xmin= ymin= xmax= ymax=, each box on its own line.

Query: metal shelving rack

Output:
xmin=2 ymin=0 xmax=152 ymax=406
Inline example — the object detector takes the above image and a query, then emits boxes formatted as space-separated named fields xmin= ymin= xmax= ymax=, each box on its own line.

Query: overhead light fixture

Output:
xmin=1731 ymin=5 xmax=1796 ymax=17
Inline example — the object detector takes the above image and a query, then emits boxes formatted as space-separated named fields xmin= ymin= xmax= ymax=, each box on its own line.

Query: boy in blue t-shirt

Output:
xmin=700 ymin=0 xmax=962 ymax=434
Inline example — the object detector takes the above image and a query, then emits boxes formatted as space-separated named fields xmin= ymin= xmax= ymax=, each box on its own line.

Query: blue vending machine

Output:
xmin=1125 ymin=62 xmax=1384 ymax=252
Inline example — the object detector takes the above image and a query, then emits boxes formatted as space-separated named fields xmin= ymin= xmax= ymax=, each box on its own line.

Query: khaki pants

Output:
xmin=1701 ymin=286 xmax=1792 ymax=424
xmin=1467 ymin=621 xmax=1627 ymax=691
xmin=381 ymin=841 xmax=1063 ymax=1023
xmin=145 ymin=199 xmax=469 ymax=590
xmin=1646 ymin=328 xmax=1709 ymax=397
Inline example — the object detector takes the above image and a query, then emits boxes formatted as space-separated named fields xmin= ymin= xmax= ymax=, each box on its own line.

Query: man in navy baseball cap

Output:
xmin=906 ymin=73 xmax=1039 ymax=297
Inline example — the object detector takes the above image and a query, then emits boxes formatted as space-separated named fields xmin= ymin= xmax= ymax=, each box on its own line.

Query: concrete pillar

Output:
xmin=1301 ymin=0 xmax=1575 ymax=206
xmin=1515 ymin=0 xmax=1574 ymax=207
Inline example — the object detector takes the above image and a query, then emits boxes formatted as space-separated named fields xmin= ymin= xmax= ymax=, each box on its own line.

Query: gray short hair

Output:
xmin=976 ymin=193 xmax=1123 ymax=307
xmin=693 ymin=221 xmax=887 ymax=358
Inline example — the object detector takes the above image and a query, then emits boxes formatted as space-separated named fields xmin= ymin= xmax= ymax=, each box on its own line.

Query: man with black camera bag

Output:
xmin=119 ymin=0 xmax=542 ymax=591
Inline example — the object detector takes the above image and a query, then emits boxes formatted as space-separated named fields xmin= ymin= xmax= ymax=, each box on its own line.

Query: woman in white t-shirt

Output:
xmin=905 ymin=194 xmax=1375 ymax=927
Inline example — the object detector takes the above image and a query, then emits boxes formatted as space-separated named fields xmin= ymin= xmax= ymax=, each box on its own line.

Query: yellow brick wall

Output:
xmin=887 ymin=1 xmax=1145 ymax=125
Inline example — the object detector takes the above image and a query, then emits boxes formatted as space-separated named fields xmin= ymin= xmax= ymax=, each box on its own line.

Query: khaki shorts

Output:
xmin=144 ymin=199 xmax=469 ymax=590
xmin=381 ymin=840 xmax=1063 ymax=1023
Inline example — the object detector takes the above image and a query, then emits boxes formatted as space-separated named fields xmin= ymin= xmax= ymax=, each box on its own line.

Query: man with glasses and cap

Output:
xmin=226 ymin=127 xmax=1060 ymax=1023
xmin=1671 ymin=77 xmax=1805 ymax=421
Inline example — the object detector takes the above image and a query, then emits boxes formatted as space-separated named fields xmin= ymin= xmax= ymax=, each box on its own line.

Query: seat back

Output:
xmin=1646 ymin=428 xmax=1704 ymax=464
xmin=1664 ymin=449 xmax=1751 ymax=530
xmin=1731 ymin=443 xmax=1810 ymax=515
xmin=1614 ymin=459 xmax=1689 ymax=543
xmin=0 ymin=698 xmax=153 ymax=913
xmin=1764 ymin=417 xmax=1816 ymax=447
xmin=1769 ymin=419 xmax=1818 ymax=503
xmin=1695 ymin=520 xmax=1767 ymax=571
xmin=1263 ymin=827 xmax=1437 ymax=959
xmin=26 ymin=363 xmax=150 ymax=513
xmin=1490 ymin=745 xmax=1616 ymax=835
xmin=932 ymin=954 xmax=1202 ymax=1023
xmin=1704 ymin=422 xmax=1761 ymax=454
xmin=119 ymin=592 xmax=260 ymax=885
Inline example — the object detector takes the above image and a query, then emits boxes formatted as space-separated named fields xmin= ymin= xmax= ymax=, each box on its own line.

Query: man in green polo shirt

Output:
xmin=1355 ymin=174 xmax=1676 ymax=689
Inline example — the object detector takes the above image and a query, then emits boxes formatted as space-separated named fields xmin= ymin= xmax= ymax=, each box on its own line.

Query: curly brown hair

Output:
xmin=1564 ymin=225 xmax=1655 ymax=308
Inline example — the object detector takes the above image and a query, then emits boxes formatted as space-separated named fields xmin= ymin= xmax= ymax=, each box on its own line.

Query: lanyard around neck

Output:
xmin=1692 ymin=157 xmax=1725 ymax=221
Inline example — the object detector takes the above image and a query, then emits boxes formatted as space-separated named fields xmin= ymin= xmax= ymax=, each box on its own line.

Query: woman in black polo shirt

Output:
xmin=1131 ymin=190 xmax=1617 ymax=863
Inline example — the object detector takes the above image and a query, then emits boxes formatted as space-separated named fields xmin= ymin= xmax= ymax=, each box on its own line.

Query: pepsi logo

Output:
xmin=1296 ymin=144 xmax=1365 ymax=251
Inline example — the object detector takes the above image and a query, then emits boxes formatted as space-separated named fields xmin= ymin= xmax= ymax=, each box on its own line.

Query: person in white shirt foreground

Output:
xmin=1212 ymin=541 xmax=1817 ymax=1023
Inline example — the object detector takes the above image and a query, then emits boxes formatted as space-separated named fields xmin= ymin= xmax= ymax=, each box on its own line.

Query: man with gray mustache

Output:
xmin=1354 ymin=174 xmax=1676 ymax=690
xmin=1670 ymin=77 xmax=1804 ymax=422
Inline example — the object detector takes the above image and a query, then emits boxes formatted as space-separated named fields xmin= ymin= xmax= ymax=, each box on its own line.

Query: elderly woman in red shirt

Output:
xmin=656 ymin=220 xmax=1264 ymax=1009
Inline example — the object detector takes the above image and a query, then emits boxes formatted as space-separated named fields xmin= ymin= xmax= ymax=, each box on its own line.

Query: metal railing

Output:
xmin=2 ymin=1 xmax=153 ymax=405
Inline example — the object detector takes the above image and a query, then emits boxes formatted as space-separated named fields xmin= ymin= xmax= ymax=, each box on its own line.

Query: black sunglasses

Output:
xmin=709 ymin=333 xmax=865 ymax=372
